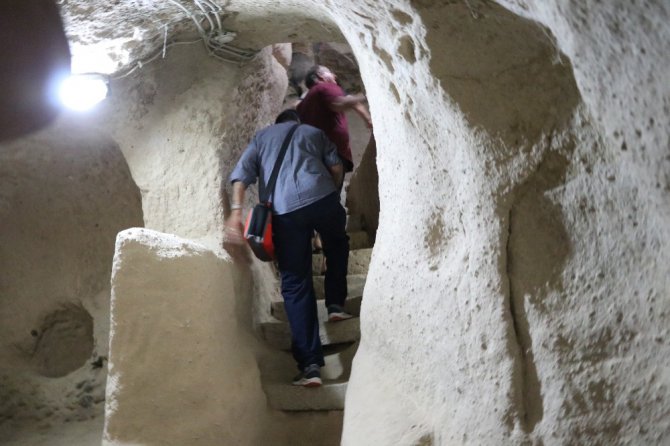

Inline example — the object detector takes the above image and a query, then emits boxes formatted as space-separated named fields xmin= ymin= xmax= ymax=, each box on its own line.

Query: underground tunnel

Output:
xmin=0 ymin=0 xmax=668 ymax=445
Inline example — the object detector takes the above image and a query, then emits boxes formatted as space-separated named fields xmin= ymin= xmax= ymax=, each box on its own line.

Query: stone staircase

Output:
xmin=257 ymin=227 xmax=373 ymax=412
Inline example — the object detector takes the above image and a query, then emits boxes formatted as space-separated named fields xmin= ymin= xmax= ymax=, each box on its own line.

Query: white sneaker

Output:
xmin=327 ymin=305 xmax=354 ymax=322
xmin=292 ymin=364 xmax=322 ymax=387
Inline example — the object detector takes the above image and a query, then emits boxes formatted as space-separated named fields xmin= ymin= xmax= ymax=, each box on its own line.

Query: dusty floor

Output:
xmin=0 ymin=417 xmax=103 ymax=445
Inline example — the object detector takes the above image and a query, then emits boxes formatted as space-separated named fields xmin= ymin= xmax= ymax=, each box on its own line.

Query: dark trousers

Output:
xmin=273 ymin=192 xmax=349 ymax=370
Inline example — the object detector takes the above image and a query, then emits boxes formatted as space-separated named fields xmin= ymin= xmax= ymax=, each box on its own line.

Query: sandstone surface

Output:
xmin=104 ymin=228 xmax=267 ymax=445
xmin=0 ymin=0 xmax=667 ymax=445
xmin=0 ymin=121 xmax=142 ymax=442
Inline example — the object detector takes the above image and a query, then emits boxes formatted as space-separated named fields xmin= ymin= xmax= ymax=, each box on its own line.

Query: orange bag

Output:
xmin=244 ymin=203 xmax=274 ymax=261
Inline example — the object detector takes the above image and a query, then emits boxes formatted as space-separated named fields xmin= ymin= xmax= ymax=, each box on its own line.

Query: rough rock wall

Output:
xmin=77 ymin=41 xmax=288 ymax=248
xmin=98 ymin=43 xmax=283 ymax=247
xmin=0 ymin=121 xmax=142 ymax=437
xmin=339 ymin=0 xmax=669 ymax=444
xmin=101 ymin=38 xmax=289 ymax=331
xmin=493 ymin=2 xmax=670 ymax=443
xmin=58 ymin=0 xmax=341 ymax=74
xmin=96 ymin=38 xmax=291 ymax=445
xmin=216 ymin=47 xmax=290 ymax=325
xmin=218 ymin=46 xmax=290 ymax=214
xmin=37 ymin=0 xmax=669 ymax=444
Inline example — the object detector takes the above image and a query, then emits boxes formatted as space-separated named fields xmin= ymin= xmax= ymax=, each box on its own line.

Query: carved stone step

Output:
xmin=260 ymin=318 xmax=360 ymax=351
xmin=312 ymin=248 xmax=372 ymax=276
xmin=312 ymin=274 xmax=366 ymax=300
xmin=266 ymin=274 xmax=366 ymax=313
xmin=260 ymin=343 xmax=358 ymax=411
xmin=271 ymin=295 xmax=362 ymax=322
xmin=260 ymin=342 xmax=358 ymax=383
xmin=264 ymin=381 xmax=348 ymax=411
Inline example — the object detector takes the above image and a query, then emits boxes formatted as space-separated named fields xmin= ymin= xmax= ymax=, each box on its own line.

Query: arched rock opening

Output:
xmin=1 ymin=0 xmax=668 ymax=445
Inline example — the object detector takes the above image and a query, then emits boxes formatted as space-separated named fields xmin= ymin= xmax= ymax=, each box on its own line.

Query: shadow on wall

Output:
xmin=346 ymin=136 xmax=380 ymax=242
xmin=506 ymin=148 xmax=574 ymax=431
xmin=417 ymin=0 xmax=579 ymax=149
xmin=509 ymin=150 xmax=573 ymax=304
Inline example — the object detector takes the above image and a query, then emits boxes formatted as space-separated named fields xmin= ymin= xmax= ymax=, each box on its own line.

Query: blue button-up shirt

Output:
xmin=230 ymin=122 xmax=341 ymax=215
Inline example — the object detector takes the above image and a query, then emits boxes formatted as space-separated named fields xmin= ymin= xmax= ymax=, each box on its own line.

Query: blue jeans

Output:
xmin=273 ymin=192 xmax=349 ymax=370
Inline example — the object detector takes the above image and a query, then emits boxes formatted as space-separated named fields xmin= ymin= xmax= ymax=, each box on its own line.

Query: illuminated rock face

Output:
xmin=1 ymin=0 xmax=667 ymax=444
xmin=336 ymin=1 xmax=669 ymax=444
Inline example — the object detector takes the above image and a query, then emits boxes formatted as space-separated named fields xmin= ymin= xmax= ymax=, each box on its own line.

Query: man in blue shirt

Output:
xmin=224 ymin=110 xmax=351 ymax=387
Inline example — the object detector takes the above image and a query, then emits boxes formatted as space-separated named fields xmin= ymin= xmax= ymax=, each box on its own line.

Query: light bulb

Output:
xmin=58 ymin=74 xmax=109 ymax=111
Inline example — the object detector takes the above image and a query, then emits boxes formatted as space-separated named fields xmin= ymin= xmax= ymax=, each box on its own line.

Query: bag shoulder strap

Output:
xmin=262 ymin=123 xmax=299 ymax=205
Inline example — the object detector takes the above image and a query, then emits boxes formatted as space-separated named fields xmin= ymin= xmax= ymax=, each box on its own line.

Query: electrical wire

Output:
xmin=193 ymin=0 xmax=216 ymax=32
xmin=201 ymin=0 xmax=223 ymax=30
xmin=162 ymin=24 xmax=168 ymax=59
xmin=165 ymin=0 xmax=207 ymax=36
xmin=111 ymin=0 xmax=259 ymax=79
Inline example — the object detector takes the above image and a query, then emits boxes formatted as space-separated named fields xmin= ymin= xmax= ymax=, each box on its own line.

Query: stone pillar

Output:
xmin=104 ymin=228 xmax=267 ymax=446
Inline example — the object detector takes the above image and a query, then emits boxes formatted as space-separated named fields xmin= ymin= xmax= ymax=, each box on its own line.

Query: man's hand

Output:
xmin=224 ymin=210 xmax=245 ymax=246
xmin=364 ymin=116 xmax=373 ymax=129
xmin=224 ymin=209 xmax=251 ymax=263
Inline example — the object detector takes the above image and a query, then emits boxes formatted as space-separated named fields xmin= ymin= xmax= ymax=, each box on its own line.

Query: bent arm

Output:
xmin=352 ymin=102 xmax=372 ymax=129
xmin=328 ymin=93 xmax=367 ymax=113
xmin=327 ymin=93 xmax=372 ymax=129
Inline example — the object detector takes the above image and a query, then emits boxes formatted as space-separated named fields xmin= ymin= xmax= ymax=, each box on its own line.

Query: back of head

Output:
xmin=275 ymin=109 xmax=300 ymax=124
xmin=304 ymin=65 xmax=321 ymax=89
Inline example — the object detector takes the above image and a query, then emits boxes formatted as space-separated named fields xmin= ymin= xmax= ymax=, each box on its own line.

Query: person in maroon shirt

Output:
xmin=297 ymin=65 xmax=372 ymax=177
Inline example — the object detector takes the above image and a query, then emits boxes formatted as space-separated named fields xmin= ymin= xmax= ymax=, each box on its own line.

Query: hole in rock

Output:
xmin=31 ymin=304 xmax=94 ymax=378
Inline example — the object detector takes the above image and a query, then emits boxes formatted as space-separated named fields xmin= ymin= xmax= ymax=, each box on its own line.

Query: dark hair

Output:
xmin=304 ymin=65 xmax=321 ymax=89
xmin=275 ymin=109 xmax=300 ymax=124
